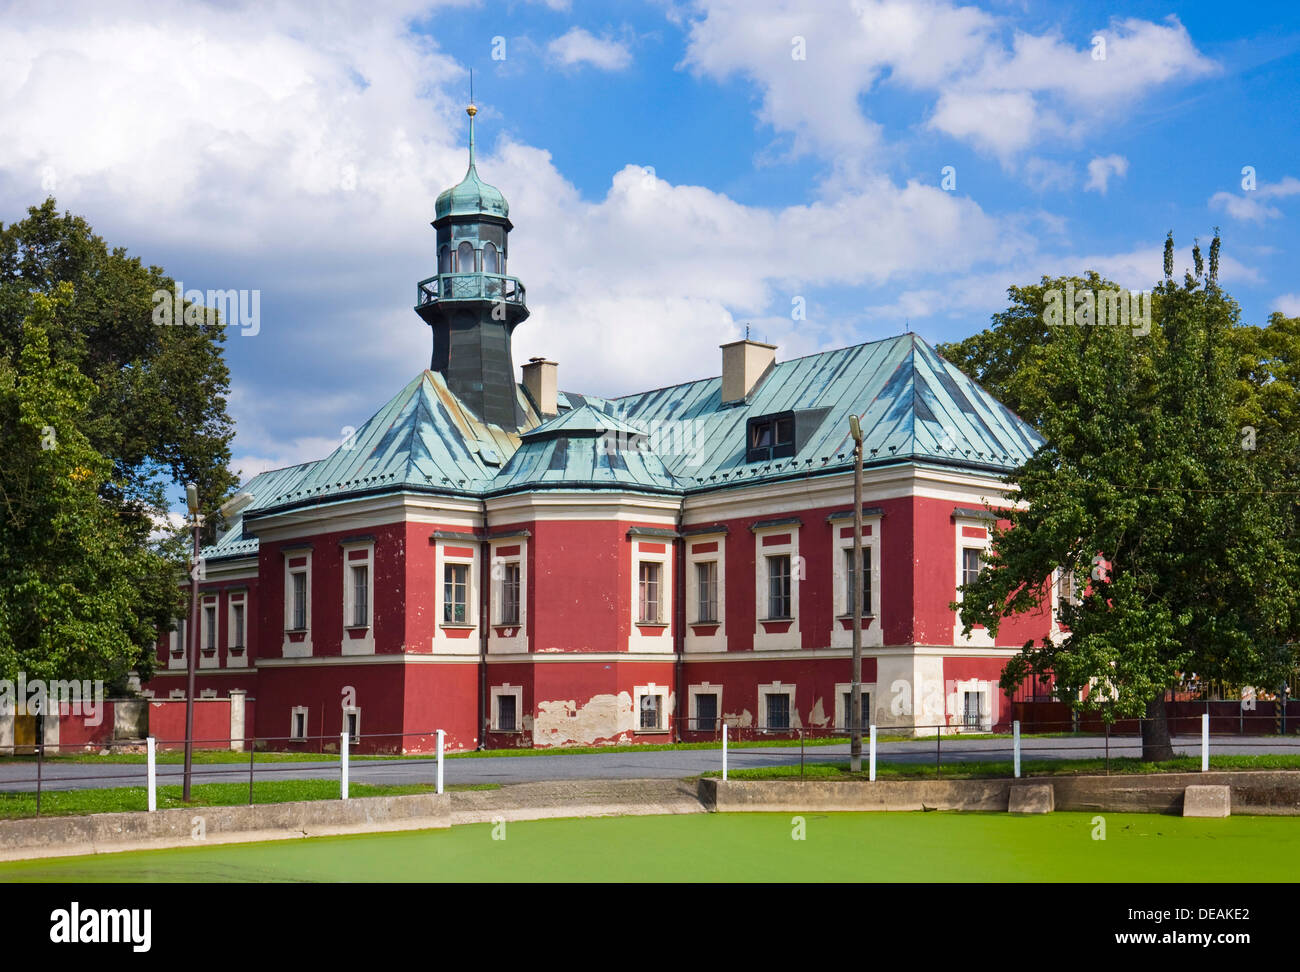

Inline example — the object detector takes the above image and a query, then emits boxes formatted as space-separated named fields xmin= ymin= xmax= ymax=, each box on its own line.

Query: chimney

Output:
xmin=522 ymin=357 xmax=558 ymax=418
xmin=720 ymin=339 xmax=776 ymax=405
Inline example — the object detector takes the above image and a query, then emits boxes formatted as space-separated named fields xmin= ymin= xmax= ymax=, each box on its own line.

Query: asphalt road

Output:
xmin=4 ymin=734 xmax=1300 ymax=793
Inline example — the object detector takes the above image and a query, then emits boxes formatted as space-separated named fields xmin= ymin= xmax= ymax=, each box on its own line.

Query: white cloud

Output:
xmin=1085 ymin=154 xmax=1128 ymax=194
xmin=1209 ymin=177 xmax=1300 ymax=222
xmin=682 ymin=1 xmax=1216 ymax=166
xmin=1024 ymin=157 xmax=1077 ymax=193
xmin=1275 ymin=294 xmax=1300 ymax=317
xmin=546 ymin=27 xmax=632 ymax=71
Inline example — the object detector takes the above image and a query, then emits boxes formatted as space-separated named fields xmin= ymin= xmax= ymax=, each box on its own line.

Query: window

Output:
xmin=232 ymin=603 xmax=245 ymax=648
xmin=497 ymin=694 xmax=517 ymax=732
xmin=482 ymin=241 xmax=498 ymax=274
xmin=766 ymin=554 xmax=791 ymax=618
xmin=291 ymin=571 xmax=307 ymax=629
xmin=444 ymin=563 xmax=469 ymax=623
xmin=501 ymin=562 xmax=521 ymax=625
xmin=841 ymin=691 xmax=872 ymax=731
xmin=345 ymin=710 xmax=360 ymax=745
xmin=639 ymin=562 xmax=661 ymax=623
xmin=962 ymin=548 xmax=983 ymax=587
xmin=291 ymin=708 xmax=308 ymax=741
xmin=694 ymin=693 xmax=718 ymax=732
xmin=695 ymin=561 xmax=717 ymax=623
xmin=765 ymin=693 xmax=791 ymax=731
xmin=349 ymin=563 xmax=369 ymax=627
xmin=844 ymin=547 xmax=872 ymax=615
xmin=963 ymin=691 xmax=986 ymax=729
xmin=746 ymin=412 xmax=795 ymax=462
xmin=1059 ymin=567 xmax=1081 ymax=607
xmin=438 ymin=245 xmax=451 ymax=274
xmin=204 ymin=605 xmax=216 ymax=650
xmin=456 ymin=240 xmax=474 ymax=273
xmin=639 ymin=693 xmax=663 ymax=730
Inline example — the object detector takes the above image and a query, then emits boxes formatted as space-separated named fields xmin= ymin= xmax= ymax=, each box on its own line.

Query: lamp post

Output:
xmin=183 ymin=482 xmax=202 ymax=802
xmin=848 ymin=415 xmax=864 ymax=773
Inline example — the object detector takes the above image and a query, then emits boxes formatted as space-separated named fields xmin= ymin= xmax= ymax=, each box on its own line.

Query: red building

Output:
xmin=146 ymin=107 xmax=1054 ymax=752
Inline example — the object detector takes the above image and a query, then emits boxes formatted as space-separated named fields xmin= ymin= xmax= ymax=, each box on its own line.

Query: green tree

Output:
xmin=954 ymin=235 xmax=1300 ymax=759
xmin=0 ymin=287 xmax=181 ymax=686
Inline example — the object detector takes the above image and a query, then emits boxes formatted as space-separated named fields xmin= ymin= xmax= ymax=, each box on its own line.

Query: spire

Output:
xmin=466 ymin=101 xmax=477 ymax=172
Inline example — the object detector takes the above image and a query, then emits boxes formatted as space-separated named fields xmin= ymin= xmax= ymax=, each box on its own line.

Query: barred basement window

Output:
xmin=291 ymin=709 xmax=307 ymax=740
xmin=842 ymin=691 xmax=872 ymax=731
xmin=765 ymin=693 xmax=791 ymax=730
xmin=695 ymin=561 xmax=718 ymax=623
xmin=695 ymin=693 xmax=718 ymax=732
xmin=766 ymin=554 xmax=791 ymax=618
xmin=502 ymin=562 xmax=521 ymax=625
xmin=963 ymin=691 xmax=986 ymax=728
xmin=444 ymin=563 xmax=469 ymax=623
xmin=640 ymin=693 xmax=663 ymax=730
xmin=497 ymin=694 xmax=517 ymax=732
xmin=639 ymin=562 xmax=661 ymax=623
xmin=345 ymin=710 xmax=360 ymax=745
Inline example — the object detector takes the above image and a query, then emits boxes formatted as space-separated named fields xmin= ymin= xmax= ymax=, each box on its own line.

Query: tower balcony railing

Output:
xmin=416 ymin=272 xmax=526 ymax=308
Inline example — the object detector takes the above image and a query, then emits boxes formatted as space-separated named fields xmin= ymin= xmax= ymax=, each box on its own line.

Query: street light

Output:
xmin=183 ymin=482 xmax=202 ymax=802
xmin=847 ymin=415 xmax=864 ymax=773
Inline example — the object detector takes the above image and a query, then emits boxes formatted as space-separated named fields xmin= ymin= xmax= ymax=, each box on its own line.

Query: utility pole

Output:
xmin=848 ymin=415 xmax=864 ymax=773
xmin=183 ymin=482 xmax=203 ymax=802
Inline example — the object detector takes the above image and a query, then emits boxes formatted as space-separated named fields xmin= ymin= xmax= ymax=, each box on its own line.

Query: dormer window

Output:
xmin=456 ymin=241 xmax=475 ymax=273
xmin=482 ymin=242 xmax=498 ymax=274
xmin=746 ymin=412 xmax=795 ymax=462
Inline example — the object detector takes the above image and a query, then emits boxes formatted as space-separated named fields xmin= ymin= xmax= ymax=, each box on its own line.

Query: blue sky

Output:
xmin=1 ymin=0 xmax=1297 ymax=504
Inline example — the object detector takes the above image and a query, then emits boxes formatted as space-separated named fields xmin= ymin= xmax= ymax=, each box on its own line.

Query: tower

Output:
xmin=416 ymin=102 xmax=530 ymax=430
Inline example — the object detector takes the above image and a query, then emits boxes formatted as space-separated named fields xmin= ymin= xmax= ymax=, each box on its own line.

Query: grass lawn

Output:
xmin=710 ymin=753 xmax=1300 ymax=780
xmin=0 ymin=780 xmax=497 ymax=820
xmin=0 ymin=811 xmax=1291 ymax=883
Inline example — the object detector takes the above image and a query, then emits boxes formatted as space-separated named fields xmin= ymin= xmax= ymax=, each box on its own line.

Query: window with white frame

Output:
xmin=962 ymin=690 xmax=987 ymax=729
xmin=638 ymin=562 xmax=661 ymax=623
xmin=343 ymin=707 xmax=360 ymax=745
xmin=841 ymin=690 xmax=872 ymax=731
xmin=843 ymin=547 xmax=872 ymax=615
xmin=497 ymin=694 xmax=517 ymax=731
xmin=350 ymin=563 xmax=369 ymax=627
xmin=501 ymin=561 xmax=521 ymax=625
xmin=961 ymin=548 xmax=984 ymax=588
xmin=231 ymin=601 xmax=245 ymax=648
xmin=766 ymin=554 xmax=791 ymax=619
xmin=694 ymin=692 xmax=718 ymax=732
xmin=444 ymin=563 xmax=469 ymax=623
xmin=204 ymin=604 xmax=217 ymax=650
xmin=171 ymin=618 xmax=186 ymax=655
xmin=287 ymin=564 xmax=309 ymax=631
xmin=636 ymin=686 xmax=666 ymax=730
xmin=765 ymin=692 xmax=791 ymax=730
xmin=290 ymin=707 xmax=308 ymax=741
xmin=695 ymin=561 xmax=718 ymax=623
xmin=491 ymin=684 xmax=524 ymax=731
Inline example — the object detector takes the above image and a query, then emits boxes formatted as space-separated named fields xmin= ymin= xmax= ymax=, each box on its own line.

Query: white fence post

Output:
xmin=1202 ymin=711 xmax=1209 ymax=773
xmin=340 ymin=730 xmax=349 ymax=800
xmin=436 ymin=729 xmax=445 ymax=795
xmin=1013 ymin=720 xmax=1021 ymax=779
xmin=868 ymin=725 xmax=877 ymax=782
xmin=146 ymin=736 xmax=157 ymax=812
xmin=722 ymin=722 xmax=728 ymax=782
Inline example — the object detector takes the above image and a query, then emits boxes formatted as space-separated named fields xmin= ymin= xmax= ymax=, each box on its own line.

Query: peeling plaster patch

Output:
xmin=725 ymin=708 xmax=754 ymax=728
xmin=535 ymin=691 xmax=635 ymax=746
xmin=808 ymin=697 xmax=829 ymax=728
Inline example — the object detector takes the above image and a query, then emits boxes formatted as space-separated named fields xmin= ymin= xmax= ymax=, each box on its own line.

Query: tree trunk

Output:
xmin=1140 ymin=694 xmax=1175 ymax=762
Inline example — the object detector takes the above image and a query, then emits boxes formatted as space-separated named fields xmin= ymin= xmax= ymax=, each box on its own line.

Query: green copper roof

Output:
xmin=203 ymin=334 xmax=1042 ymax=560
xmin=435 ymin=105 xmax=509 ymax=221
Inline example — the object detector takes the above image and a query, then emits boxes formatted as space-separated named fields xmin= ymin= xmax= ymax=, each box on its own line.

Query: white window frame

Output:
xmin=489 ymin=536 xmax=529 ymax=654
xmin=433 ymin=539 xmax=479 ymax=653
xmin=283 ymin=549 xmax=313 ymax=658
xmin=953 ymin=516 xmax=994 ymax=647
xmin=831 ymin=513 xmax=883 ymax=649
xmin=834 ymin=681 xmax=877 ymax=733
xmin=200 ymin=596 xmax=219 ymax=669
xmin=628 ymin=537 xmax=673 ymax=653
xmin=757 ymin=681 xmax=797 ymax=732
xmin=341 ymin=540 xmax=375 ymax=656
xmin=290 ymin=706 xmax=309 ymax=741
xmin=169 ymin=617 xmax=187 ymax=669
xmin=752 ymin=524 xmax=800 ymax=650
xmin=684 ymin=531 xmax=727 ymax=653
xmin=490 ymin=683 xmax=525 ymax=732
xmin=226 ymin=593 xmax=248 ymax=668
xmin=633 ymin=682 xmax=669 ymax=734
xmin=687 ymin=682 xmax=723 ymax=734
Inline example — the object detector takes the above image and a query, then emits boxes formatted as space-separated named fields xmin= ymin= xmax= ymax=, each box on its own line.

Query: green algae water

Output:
xmin=1 ymin=812 xmax=1297 ymax=883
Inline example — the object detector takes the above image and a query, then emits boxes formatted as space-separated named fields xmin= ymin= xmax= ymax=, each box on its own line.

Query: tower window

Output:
xmin=456 ymin=241 xmax=475 ymax=273
xmin=438 ymin=245 xmax=451 ymax=274
xmin=482 ymin=242 xmax=498 ymax=274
